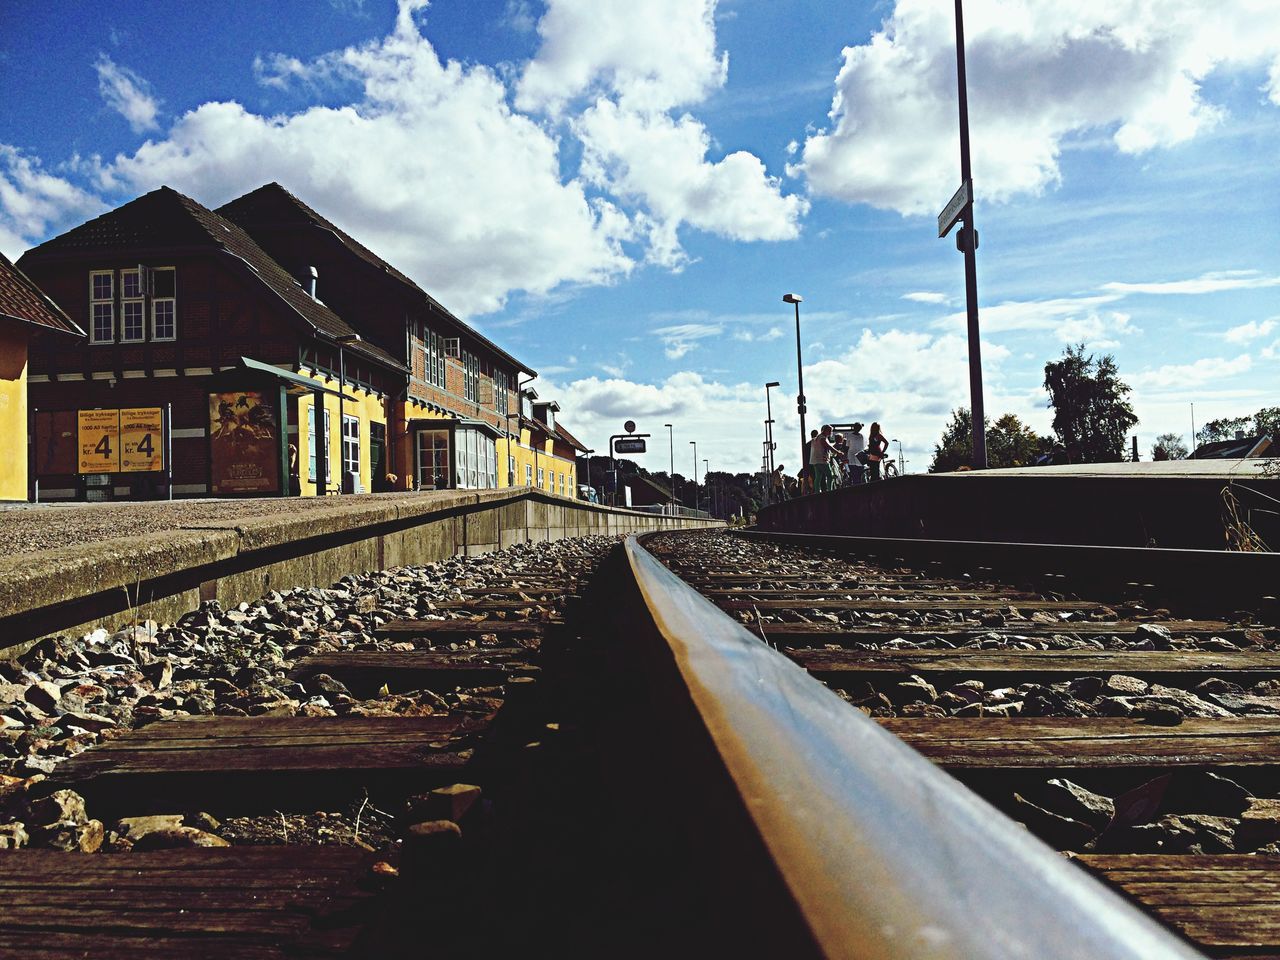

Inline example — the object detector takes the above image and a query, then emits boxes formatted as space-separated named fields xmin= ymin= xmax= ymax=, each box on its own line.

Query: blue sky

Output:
xmin=2 ymin=0 xmax=1278 ymax=476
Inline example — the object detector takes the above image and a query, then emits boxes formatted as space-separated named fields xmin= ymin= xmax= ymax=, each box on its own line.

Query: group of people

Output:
xmin=769 ymin=421 xmax=891 ymax=500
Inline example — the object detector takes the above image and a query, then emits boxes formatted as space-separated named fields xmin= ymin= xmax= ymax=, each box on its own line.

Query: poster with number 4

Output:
xmin=120 ymin=407 xmax=164 ymax=472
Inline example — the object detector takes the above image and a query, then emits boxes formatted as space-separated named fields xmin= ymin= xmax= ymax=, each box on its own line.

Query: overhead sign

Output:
xmin=120 ymin=407 xmax=165 ymax=472
xmin=937 ymin=179 xmax=973 ymax=238
xmin=614 ymin=438 xmax=647 ymax=454
xmin=77 ymin=409 xmax=120 ymax=474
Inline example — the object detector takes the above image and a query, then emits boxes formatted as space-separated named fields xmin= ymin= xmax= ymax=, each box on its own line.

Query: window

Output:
xmin=494 ymin=369 xmax=509 ymax=414
xmin=308 ymin=406 xmax=332 ymax=485
xmin=462 ymin=350 xmax=479 ymax=403
xmin=90 ymin=271 xmax=114 ymax=343
xmin=342 ymin=415 xmax=360 ymax=476
xmin=537 ymin=467 xmax=544 ymax=489
xmin=525 ymin=464 xmax=532 ymax=486
xmin=507 ymin=455 xmax=516 ymax=486
xmin=120 ymin=269 xmax=144 ymax=342
xmin=152 ymin=268 xmax=176 ymax=340
xmin=416 ymin=430 xmax=450 ymax=489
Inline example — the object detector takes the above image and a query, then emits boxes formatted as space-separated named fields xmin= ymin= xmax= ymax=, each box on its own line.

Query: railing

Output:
xmin=615 ymin=532 xmax=1203 ymax=959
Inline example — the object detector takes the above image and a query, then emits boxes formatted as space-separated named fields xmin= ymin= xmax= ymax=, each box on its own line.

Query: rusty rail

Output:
xmin=619 ymin=533 xmax=1202 ymax=959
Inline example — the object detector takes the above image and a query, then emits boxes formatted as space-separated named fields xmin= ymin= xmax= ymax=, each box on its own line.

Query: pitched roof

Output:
xmin=554 ymin=422 xmax=590 ymax=453
xmin=217 ymin=183 xmax=535 ymax=376
xmin=20 ymin=186 xmax=403 ymax=371
xmin=0 ymin=252 xmax=83 ymax=336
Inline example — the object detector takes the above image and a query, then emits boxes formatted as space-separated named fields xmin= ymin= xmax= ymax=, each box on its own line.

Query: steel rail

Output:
xmin=621 ymin=533 xmax=1203 ymax=960
xmin=734 ymin=528 xmax=1277 ymax=611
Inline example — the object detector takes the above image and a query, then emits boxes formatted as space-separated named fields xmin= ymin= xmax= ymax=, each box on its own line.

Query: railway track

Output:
xmin=2 ymin=525 xmax=1276 ymax=957
xmin=643 ymin=529 xmax=1280 ymax=959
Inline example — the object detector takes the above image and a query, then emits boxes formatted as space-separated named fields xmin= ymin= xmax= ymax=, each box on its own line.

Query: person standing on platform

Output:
xmin=866 ymin=422 xmax=890 ymax=480
xmin=847 ymin=423 xmax=867 ymax=485
xmin=809 ymin=425 xmax=838 ymax=493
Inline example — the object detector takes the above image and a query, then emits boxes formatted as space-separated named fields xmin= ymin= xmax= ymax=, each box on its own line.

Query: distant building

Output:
xmin=498 ymin=392 xmax=586 ymax=497
xmin=0 ymin=253 xmax=83 ymax=501
xmin=16 ymin=183 xmax=563 ymax=500
xmin=1192 ymin=435 xmax=1274 ymax=459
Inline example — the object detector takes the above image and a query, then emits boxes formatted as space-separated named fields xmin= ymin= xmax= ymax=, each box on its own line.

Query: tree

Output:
xmin=1151 ymin=432 xmax=1188 ymax=460
xmin=930 ymin=408 xmax=1044 ymax=472
xmin=1043 ymin=344 xmax=1138 ymax=463
xmin=1200 ymin=406 xmax=1280 ymax=445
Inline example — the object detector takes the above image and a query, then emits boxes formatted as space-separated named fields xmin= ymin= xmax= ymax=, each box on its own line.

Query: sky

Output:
xmin=2 ymin=0 xmax=1278 ymax=478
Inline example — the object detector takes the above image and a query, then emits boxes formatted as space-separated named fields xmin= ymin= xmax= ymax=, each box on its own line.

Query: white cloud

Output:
xmin=0 ymin=146 xmax=106 ymax=259
xmin=1130 ymin=354 xmax=1254 ymax=391
xmin=1102 ymin=270 xmax=1280 ymax=296
xmin=575 ymin=101 xmax=808 ymax=267
xmin=1224 ymin=317 xmax=1278 ymax=344
xmin=795 ymin=1 xmax=1280 ymax=214
xmin=903 ymin=291 xmax=948 ymax=304
xmin=934 ymin=294 xmax=1135 ymax=345
xmin=654 ymin=322 xmax=723 ymax=359
xmin=94 ymin=55 xmax=161 ymax=133
xmin=515 ymin=0 xmax=727 ymax=115
xmin=91 ymin=0 xmax=633 ymax=317
xmin=733 ymin=326 xmax=783 ymax=343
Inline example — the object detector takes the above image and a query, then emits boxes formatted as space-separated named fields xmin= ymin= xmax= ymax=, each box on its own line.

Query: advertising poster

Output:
xmin=120 ymin=407 xmax=165 ymax=473
xmin=77 ymin=409 xmax=120 ymax=474
xmin=209 ymin=391 xmax=279 ymax=494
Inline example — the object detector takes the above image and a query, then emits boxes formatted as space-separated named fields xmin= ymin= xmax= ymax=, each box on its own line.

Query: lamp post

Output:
xmin=689 ymin=440 xmax=698 ymax=513
xmin=949 ymin=0 xmax=987 ymax=468
xmin=892 ymin=438 xmax=905 ymax=476
xmin=764 ymin=379 xmax=780 ymax=476
xmin=583 ymin=448 xmax=594 ymax=500
xmin=336 ymin=334 xmax=361 ymax=494
xmin=783 ymin=294 xmax=807 ymax=475
xmin=703 ymin=458 xmax=711 ymax=518
xmin=664 ymin=423 xmax=675 ymax=514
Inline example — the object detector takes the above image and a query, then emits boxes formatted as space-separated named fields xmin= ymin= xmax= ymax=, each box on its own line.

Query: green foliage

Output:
xmin=1151 ymin=432 xmax=1188 ymax=460
xmin=1199 ymin=407 xmax=1280 ymax=445
xmin=929 ymin=408 xmax=1044 ymax=472
xmin=1043 ymin=344 xmax=1138 ymax=463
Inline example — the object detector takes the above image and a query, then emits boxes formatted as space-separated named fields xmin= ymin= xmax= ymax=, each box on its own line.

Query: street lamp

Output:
xmin=664 ymin=423 xmax=675 ymax=514
xmin=336 ymin=334 xmax=361 ymax=495
xmin=703 ymin=458 xmax=711 ymax=518
xmin=764 ymin=379 xmax=780 ymax=476
xmin=583 ymin=448 xmax=594 ymax=499
xmin=689 ymin=440 xmax=698 ymax=513
xmin=892 ymin=438 xmax=904 ymax=476
xmin=783 ymin=294 xmax=807 ymax=476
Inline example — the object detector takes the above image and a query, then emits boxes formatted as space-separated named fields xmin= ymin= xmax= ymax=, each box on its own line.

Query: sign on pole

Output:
xmin=77 ymin=409 xmax=120 ymax=474
xmin=120 ymin=407 xmax=165 ymax=472
xmin=614 ymin=438 xmax=647 ymax=454
xmin=937 ymin=178 xmax=972 ymax=238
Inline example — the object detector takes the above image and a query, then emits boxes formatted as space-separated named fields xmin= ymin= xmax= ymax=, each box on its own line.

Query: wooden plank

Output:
xmin=702 ymin=588 xmax=1041 ymax=600
xmin=720 ymin=597 xmax=1101 ymax=612
xmin=290 ymin=651 xmax=528 ymax=692
xmin=49 ymin=716 xmax=482 ymax=812
xmin=881 ymin=717 xmax=1280 ymax=769
xmin=1078 ymin=855 xmax=1280 ymax=952
xmin=376 ymin=618 xmax=547 ymax=638
xmin=0 ymin=847 xmax=379 ymax=958
xmin=791 ymin=648 xmax=1280 ymax=682
xmin=760 ymin=620 xmax=1254 ymax=642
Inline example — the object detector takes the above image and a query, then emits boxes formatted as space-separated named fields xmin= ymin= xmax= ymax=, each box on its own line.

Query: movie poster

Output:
xmin=208 ymin=391 xmax=279 ymax=494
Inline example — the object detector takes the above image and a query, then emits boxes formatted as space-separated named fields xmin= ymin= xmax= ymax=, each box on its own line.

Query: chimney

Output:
xmin=307 ymin=265 xmax=318 ymax=299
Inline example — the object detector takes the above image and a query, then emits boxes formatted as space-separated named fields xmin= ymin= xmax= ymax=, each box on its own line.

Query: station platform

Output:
xmin=756 ymin=459 xmax=1279 ymax=551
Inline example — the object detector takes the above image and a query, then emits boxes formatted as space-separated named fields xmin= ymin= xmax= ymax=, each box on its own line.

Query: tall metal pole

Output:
xmin=784 ymin=295 xmax=807 ymax=473
xmin=664 ymin=423 xmax=674 ymax=514
xmin=690 ymin=440 xmax=698 ymax=513
xmin=703 ymin=458 xmax=712 ymax=518
xmin=954 ymin=0 xmax=987 ymax=468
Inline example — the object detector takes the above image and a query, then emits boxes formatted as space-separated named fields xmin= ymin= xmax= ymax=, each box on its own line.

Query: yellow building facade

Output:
xmin=291 ymin=367 xmax=389 ymax=497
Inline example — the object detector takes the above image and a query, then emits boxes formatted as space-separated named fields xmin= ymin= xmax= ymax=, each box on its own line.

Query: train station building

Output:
xmin=16 ymin=183 xmax=584 ymax=501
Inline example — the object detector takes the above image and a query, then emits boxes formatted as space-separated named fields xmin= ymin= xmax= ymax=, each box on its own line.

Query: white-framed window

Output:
xmin=494 ymin=369 xmax=509 ymax=413
xmin=342 ymin=415 xmax=360 ymax=476
xmin=537 ymin=467 xmax=544 ymax=489
xmin=462 ymin=350 xmax=479 ymax=403
xmin=121 ymin=269 xmax=145 ymax=342
xmin=525 ymin=463 xmax=533 ymax=486
xmin=507 ymin=455 xmax=516 ymax=486
xmin=151 ymin=267 xmax=176 ymax=340
xmin=308 ymin=406 xmax=332 ymax=485
xmin=90 ymin=271 xmax=114 ymax=343
xmin=416 ymin=430 xmax=450 ymax=489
